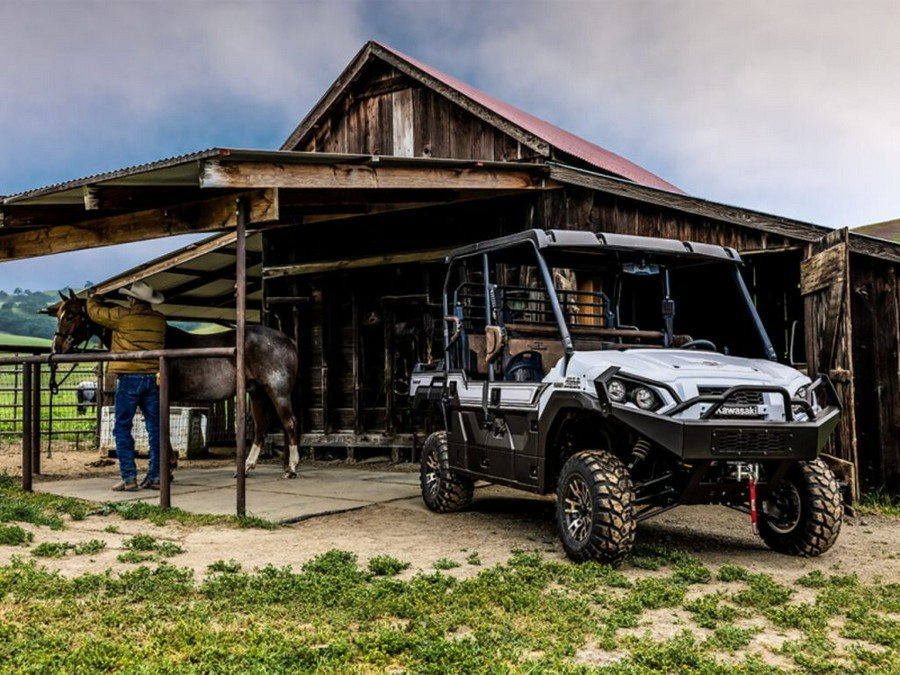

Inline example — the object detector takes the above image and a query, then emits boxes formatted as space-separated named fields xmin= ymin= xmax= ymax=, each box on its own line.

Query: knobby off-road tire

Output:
xmin=758 ymin=458 xmax=843 ymax=557
xmin=420 ymin=431 xmax=474 ymax=513
xmin=556 ymin=450 xmax=636 ymax=566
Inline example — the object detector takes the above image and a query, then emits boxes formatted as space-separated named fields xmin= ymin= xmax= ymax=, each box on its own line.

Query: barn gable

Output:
xmin=281 ymin=41 xmax=681 ymax=193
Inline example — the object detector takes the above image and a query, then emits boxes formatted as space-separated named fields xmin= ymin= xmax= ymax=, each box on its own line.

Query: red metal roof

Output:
xmin=375 ymin=42 xmax=683 ymax=194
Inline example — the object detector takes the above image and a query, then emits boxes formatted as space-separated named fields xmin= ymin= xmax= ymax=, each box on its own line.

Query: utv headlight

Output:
xmin=607 ymin=379 xmax=627 ymax=402
xmin=634 ymin=387 xmax=658 ymax=410
xmin=603 ymin=377 xmax=663 ymax=412
xmin=792 ymin=384 xmax=812 ymax=419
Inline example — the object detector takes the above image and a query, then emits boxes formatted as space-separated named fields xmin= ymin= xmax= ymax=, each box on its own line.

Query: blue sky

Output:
xmin=2 ymin=0 xmax=899 ymax=293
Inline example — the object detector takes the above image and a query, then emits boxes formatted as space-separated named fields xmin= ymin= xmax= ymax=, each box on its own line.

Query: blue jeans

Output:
xmin=113 ymin=373 xmax=160 ymax=483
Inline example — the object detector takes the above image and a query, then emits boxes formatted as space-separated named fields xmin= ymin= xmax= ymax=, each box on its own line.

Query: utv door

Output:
xmin=442 ymin=250 xmax=546 ymax=488
xmin=443 ymin=369 xmax=542 ymax=487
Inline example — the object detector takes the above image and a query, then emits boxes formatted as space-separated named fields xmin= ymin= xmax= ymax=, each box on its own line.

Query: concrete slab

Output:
xmin=32 ymin=463 xmax=424 ymax=523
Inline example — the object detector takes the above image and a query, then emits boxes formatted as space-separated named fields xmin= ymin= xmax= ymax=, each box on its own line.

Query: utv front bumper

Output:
xmin=595 ymin=373 xmax=841 ymax=462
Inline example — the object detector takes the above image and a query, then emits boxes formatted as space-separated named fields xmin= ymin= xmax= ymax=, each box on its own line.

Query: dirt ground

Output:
xmin=1 ymin=445 xmax=897 ymax=591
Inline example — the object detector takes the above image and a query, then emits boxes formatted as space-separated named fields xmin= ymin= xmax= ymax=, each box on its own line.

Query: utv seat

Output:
xmin=505 ymin=351 xmax=544 ymax=382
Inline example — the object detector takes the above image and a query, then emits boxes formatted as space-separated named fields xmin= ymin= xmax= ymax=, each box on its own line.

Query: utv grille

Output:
xmin=710 ymin=429 xmax=792 ymax=456
xmin=698 ymin=387 xmax=764 ymax=406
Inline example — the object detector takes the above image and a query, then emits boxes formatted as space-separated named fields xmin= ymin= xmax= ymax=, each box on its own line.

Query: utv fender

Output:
xmin=538 ymin=390 xmax=611 ymax=492
xmin=538 ymin=389 xmax=605 ymax=440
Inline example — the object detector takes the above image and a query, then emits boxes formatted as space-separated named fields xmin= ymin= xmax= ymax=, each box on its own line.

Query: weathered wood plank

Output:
xmin=802 ymin=229 xmax=859 ymax=498
xmin=200 ymin=160 xmax=547 ymax=191
xmin=850 ymin=259 xmax=900 ymax=493
xmin=364 ymin=94 xmax=380 ymax=155
xmin=378 ymin=92 xmax=393 ymax=156
xmin=264 ymin=246 xmax=454 ymax=278
xmin=0 ymin=189 xmax=277 ymax=262
xmin=800 ymin=244 xmax=848 ymax=295
xmin=392 ymin=89 xmax=414 ymax=157
xmin=428 ymin=93 xmax=452 ymax=158
xmin=412 ymin=87 xmax=429 ymax=157
xmin=554 ymin=164 xmax=825 ymax=240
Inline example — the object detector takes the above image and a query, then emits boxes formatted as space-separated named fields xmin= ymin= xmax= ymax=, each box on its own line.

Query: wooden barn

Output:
xmin=1 ymin=41 xmax=898 ymax=497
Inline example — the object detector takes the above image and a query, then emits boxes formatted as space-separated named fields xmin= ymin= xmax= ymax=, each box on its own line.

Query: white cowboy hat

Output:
xmin=120 ymin=280 xmax=164 ymax=304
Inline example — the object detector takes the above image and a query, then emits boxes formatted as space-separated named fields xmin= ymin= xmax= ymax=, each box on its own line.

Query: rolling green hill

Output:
xmin=0 ymin=290 xmax=230 ymax=343
xmin=0 ymin=290 xmax=58 ymax=340
xmin=0 ymin=331 xmax=51 ymax=347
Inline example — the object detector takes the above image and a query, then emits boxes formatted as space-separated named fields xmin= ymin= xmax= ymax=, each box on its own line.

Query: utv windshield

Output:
xmin=443 ymin=236 xmax=777 ymax=382
xmin=539 ymin=252 xmax=775 ymax=360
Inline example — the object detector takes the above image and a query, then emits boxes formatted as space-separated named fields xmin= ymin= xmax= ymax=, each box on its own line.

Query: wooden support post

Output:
xmin=31 ymin=363 xmax=41 ymax=475
xmin=384 ymin=305 xmax=394 ymax=434
xmin=21 ymin=364 xmax=32 ymax=492
xmin=159 ymin=356 xmax=171 ymax=509
xmin=235 ymin=198 xmax=248 ymax=517
xmin=353 ymin=291 xmax=363 ymax=435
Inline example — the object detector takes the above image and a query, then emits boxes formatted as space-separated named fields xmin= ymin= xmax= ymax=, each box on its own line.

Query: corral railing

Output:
xmin=0 ymin=347 xmax=236 ymax=510
xmin=0 ymin=352 xmax=238 ymax=454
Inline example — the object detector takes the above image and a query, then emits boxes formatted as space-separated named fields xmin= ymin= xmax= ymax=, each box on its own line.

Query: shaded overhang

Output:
xmin=82 ymin=228 xmax=459 ymax=325
xmin=81 ymin=230 xmax=264 ymax=325
xmin=0 ymin=148 xmax=556 ymax=263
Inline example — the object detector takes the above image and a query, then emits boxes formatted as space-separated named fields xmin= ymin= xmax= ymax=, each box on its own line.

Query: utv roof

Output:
xmin=447 ymin=229 xmax=742 ymax=264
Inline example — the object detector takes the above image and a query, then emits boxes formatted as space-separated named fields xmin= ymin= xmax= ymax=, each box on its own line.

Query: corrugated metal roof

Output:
xmin=2 ymin=149 xmax=224 ymax=203
xmin=2 ymin=147 xmax=530 ymax=204
xmin=373 ymin=41 xmax=683 ymax=194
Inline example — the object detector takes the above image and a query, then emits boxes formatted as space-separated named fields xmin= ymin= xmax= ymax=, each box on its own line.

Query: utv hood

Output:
xmin=568 ymin=349 xmax=809 ymax=399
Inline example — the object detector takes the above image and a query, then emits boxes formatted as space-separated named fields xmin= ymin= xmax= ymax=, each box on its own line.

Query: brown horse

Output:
xmin=51 ymin=290 xmax=301 ymax=478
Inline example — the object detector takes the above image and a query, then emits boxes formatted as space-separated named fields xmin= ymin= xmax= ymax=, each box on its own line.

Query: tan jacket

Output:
xmin=87 ymin=298 xmax=166 ymax=374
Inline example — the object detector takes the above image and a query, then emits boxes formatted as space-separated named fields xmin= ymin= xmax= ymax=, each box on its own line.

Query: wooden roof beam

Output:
xmin=264 ymin=246 xmax=454 ymax=278
xmin=200 ymin=159 xmax=549 ymax=191
xmin=82 ymin=185 xmax=210 ymax=211
xmin=0 ymin=189 xmax=277 ymax=263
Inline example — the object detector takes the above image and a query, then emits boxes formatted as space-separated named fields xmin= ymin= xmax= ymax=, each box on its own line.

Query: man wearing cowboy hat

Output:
xmin=88 ymin=281 xmax=166 ymax=491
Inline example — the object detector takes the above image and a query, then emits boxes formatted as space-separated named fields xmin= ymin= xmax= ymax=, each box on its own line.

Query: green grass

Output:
xmin=0 ymin=474 xmax=898 ymax=672
xmin=0 ymin=524 xmax=33 ymax=546
xmin=1 ymin=546 xmax=896 ymax=673
xmin=0 ymin=471 xmax=278 ymax=531
xmin=0 ymin=331 xmax=52 ymax=348
xmin=367 ymin=555 xmax=410 ymax=577
xmin=858 ymin=488 xmax=900 ymax=516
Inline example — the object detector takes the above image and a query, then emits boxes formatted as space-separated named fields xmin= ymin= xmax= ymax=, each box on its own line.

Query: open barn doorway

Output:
xmin=739 ymin=248 xmax=807 ymax=368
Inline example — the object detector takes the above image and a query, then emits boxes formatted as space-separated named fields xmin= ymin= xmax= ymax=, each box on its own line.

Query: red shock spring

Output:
xmin=749 ymin=476 xmax=759 ymax=536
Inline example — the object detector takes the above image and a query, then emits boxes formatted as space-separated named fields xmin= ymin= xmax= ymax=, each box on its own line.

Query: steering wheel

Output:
xmin=680 ymin=339 xmax=717 ymax=351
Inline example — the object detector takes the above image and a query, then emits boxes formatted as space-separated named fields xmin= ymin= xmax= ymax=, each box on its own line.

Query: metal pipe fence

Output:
xmin=0 ymin=359 xmax=101 ymax=449
xmin=0 ymin=347 xmax=237 ymax=506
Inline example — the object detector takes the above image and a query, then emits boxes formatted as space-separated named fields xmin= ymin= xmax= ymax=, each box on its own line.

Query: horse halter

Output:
xmin=53 ymin=298 xmax=92 ymax=355
xmin=50 ymin=297 xmax=96 ymax=395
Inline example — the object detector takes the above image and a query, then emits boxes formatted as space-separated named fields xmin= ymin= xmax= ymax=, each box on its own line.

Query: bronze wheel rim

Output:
xmin=563 ymin=474 xmax=593 ymax=543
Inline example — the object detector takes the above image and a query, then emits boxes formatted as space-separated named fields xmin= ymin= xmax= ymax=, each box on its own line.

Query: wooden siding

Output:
xmin=528 ymin=186 xmax=799 ymax=253
xmin=850 ymin=254 xmax=900 ymax=493
xmin=295 ymin=65 xmax=529 ymax=164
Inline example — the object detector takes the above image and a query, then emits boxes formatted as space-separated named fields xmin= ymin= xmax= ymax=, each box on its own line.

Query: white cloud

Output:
xmin=434 ymin=1 xmax=900 ymax=227
xmin=3 ymin=0 xmax=900 ymax=294
xmin=0 ymin=0 xmax=366 ymax=191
